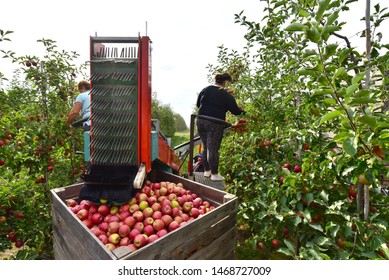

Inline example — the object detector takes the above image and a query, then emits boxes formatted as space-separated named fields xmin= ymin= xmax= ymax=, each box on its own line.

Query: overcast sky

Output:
xmin=1 ymin=0 xmax=388 ymax=126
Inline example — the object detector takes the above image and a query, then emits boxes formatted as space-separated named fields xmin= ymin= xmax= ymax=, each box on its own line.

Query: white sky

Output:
xmin=0 ymin=0 xmax=388 ymax=126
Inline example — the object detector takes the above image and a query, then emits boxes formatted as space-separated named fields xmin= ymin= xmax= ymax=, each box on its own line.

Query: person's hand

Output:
xmin=231 ymin=119 xmax=249 ymax=132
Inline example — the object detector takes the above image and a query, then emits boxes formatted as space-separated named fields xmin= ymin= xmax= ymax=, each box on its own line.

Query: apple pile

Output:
xmin=66 ymin=180 xmax=216 ymax=252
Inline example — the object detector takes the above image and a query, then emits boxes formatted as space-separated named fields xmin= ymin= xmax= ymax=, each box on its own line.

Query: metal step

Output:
xmin=193 ymin=172 xmax=226 ymax=191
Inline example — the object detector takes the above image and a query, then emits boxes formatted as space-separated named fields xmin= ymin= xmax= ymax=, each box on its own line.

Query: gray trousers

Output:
xmin=196 ymin=118 xmax=225 ymax=174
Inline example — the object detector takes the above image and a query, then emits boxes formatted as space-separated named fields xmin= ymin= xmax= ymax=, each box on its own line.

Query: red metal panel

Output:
xmin=138 ymin=36 xmax=152 ymax=172
xmin=158 ymin=135 xmax=180 ymax=172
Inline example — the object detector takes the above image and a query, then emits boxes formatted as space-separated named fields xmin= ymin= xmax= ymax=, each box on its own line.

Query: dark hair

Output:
xmin=77 ymin=80 xmax=91 ymax=91
xmin=215 ymin=73 xmax=232 ymax=85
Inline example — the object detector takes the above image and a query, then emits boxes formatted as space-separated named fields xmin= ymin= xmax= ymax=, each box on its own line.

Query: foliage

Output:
xmin=152 ymin=92 xmax=177 ymax=138
xmin=210 ymin=0 xmax=389 ymax=259
xmin=0 ymin=32 xmax=86 ymax=259
xmin=175 ymin=113 xmax=188 ymax=131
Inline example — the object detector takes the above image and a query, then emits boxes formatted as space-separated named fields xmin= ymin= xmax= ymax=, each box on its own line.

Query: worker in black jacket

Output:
xmin=196 ymin=73 xmax=245 ymax=181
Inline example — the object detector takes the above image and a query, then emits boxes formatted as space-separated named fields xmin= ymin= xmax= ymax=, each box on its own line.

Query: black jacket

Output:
xmin=196 ymin=85 xmax=244 ymax=120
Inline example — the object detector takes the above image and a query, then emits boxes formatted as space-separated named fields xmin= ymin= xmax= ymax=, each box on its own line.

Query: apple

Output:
xmin=134 ymin=221 xmax=144 ymax=233
xmin=98 ymin=234 xmax=108 ymax=245
xmin=190 ymin=207 xmax=200 ymax=218
xmin=110 ymin=206 xmax=119 ymax=215
xmin=147 ymin=196 xmax=157 ymax=206
xmin=127 ymin=243 xmax=137 ymax=252
xmin=83 ymin=219 xmax=93 ymax=228
xmin=182 ymin=201 xmax=193 ymax=213
xmin=168 ymin=193 xmax=177 ymax=201
xmin=143 ymin=217 xmax=154 ymax=226
xmin=91 ymin=213 xmax=103 ymax=224
xmin=108 ymin=233 xmax=120 ymax=245
xmin=8 ymin=233 xmax=17 ymax=242
xmin=174 ymin=216 xmax=183 ymax=224
xmin=152 ymin=182 xmax=161 ymax=190
xmin=139 ymin=200 xmax=149 ymax=211
xmin=293 ymin=165 xmax=302 ymax=173
xmin=153 ymin=219 xmax=165 ymax=231
xmin=159 ymin=187 xmax=167 ymax=196
xmin=89 ymin=205 xmax=98 ymax=215
xmin=105 ymin=243 xmax=116 ymax=251
xmin=129 ymin=228 xmax=141 ymax=241
xmin=129 ymin=203 xmax=140 ymax=213
xmin=181 ymin=213 xmax=190 ymax=222
xmin=119 ymin=204 xmax=130 ymax=213
xmin=133 ymin=234 xmax=147 ymax=248
xmin=128 ymin=197 xmax=137 ymax=206
xmin=169 ymin=221 xmax=180 ymax=231
xmin=147 ymin=234 xmax=159 ymax=244
xmin=143 ymin=224 xmax=155 ymax=236
xmin=90 ymin=226 xmax=101 ymax=237
xmin=171 ymin=207 xmax=181 ymax=217
xmin=118 ymin=224 xmax=131 ymax=237
xmin=283 ymin=163 xmax=292 ymax=170
xmin=119 ymin=211 xmax=131 ymax=221
xmin=123 ymin=216 xmax=136 ymax=227
xmin=15 ymin=240 xmax=24 ymax=248
xmin=152 ymin=210 xmax=162 ymax=220
xmin=108 ymin=221 xmax=120 ymax=233
xmin=71 ymin=205 xmax=81 ymax=214
xmin=98 ymin=204 xmax=110 ymax=216
xmin=98 ymin=222 xmax=109 ymax=233
xmin=193 ymin=197 xmax=203 ymax=208
xmin=161 ymin=214 xmax=173 ymax=226
xmin=271 ymin=239 xmax=280 ymax=249
xmin=151 ymin=202 xmax=161 ymax=212
xmin=119 ymin=237 xmax=130 ymax=246
xmin=132 ymin=210 xmax=144 ymax=222
xmin=171 ymin=200 xmax=180 ymax=208
xmin=156 ymin=229 xmax=168 ymax=238
xmin=176 ymin=196 xmax=185 ymax=206
xmin=66 ymin=199 xmax=78 ymax=207
xmin=108 ymin=215 xmax=120 ymax=223
xmin=137 ymin=193 xmax=148 ymax=202
xmin=161 ymin=204 xmax=172 ymax=215
xmin=77 ymin=209 xmax=89 ymax=220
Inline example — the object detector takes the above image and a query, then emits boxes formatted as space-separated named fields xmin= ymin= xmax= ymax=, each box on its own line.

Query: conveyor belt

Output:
xmin=193 ymin=172 xmax=226 ymax=191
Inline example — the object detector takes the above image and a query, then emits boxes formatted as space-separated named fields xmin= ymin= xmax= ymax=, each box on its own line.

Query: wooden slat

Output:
xmin=51 ymin=190 xmax=116 ymax=260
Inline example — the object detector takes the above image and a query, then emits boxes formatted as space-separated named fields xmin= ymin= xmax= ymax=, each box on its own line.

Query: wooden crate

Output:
xmin=51 ymin=169 xmax=238 ymax=260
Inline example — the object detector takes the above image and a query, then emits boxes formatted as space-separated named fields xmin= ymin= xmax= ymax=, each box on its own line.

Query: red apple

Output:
xmin=152 ymin=210 xmax=162 ymax=220
xmin=151 ymin=202 xmax=161 ymax=212
xmin=66 ymin=199 xmax=78 ymax=207
xmin=153 ymin=219 xmax=165 ymax=231
xmin=147 ymin=234 xmax=159 ymax=244
xmin=168 ymin=221 xmax=180 ymax=231
xmin=129 ymin=228 xmax=141 ymax=241
xmin=91 ymin=213 xmax=103 ymax=224
xmin=134 ymin=221 xmax=144 ymax=233
xmin=83 ymin=219 xmax=93 ymax=228
xmin=119 ymin=237 xmax=130 ymax=246
xmin=90 ymin=226 xmax=101 ymax=236
xmin=161 ymin=205 xmax=172 ymax=215
xmin=143 ymin=224 xmax=155 ymax=236
xmin=156 ymin=229 xmax=168 ymax=238
xmin=143 ymin=217 xmax=154 ymax=226
xmin=77 ymin=209 xmax=89 ymax=220
xmin=132 ymin=210 xmax=144 ymax=222
xmin=190 ymin=207 xmax=200 ymax=218
xmin=98 ymin=204 xmax=110 ymax=216
xmin=118 ymin=224 xmax=131 ymax=237
xmin=108 ymin=221 xmax=120 ymax=234
xmin=123 ymin=216 xmax=136 ymax=227
xmin=105 ymin=243 xmax=116 ymax=251
xmin=133 ymin=234 xmax=147 ymax=248
xmin=161 ymin=214 xmax=173 ymax=226
xmin=293 ymin=165 xmax=302 ymax=173
xmin=98 ymin=222 xmax=109 ymax=233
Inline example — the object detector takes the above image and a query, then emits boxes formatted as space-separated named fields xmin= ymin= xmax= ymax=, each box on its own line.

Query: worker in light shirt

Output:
xmin=66 ymin=80 xmax=91 ymax=131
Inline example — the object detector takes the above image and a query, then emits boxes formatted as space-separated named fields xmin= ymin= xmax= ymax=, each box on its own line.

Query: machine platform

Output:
xmin=193 ymin=172 xmax=226 ymax=191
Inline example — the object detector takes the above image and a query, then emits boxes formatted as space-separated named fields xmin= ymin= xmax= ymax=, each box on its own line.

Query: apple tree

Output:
xmin=0 ymin=31 xmax=86 ymax=259
xmin=210 ymin=0 xmax=389 ymax=259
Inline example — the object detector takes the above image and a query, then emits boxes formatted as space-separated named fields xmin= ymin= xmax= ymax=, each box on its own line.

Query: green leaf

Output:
xmin=338 ymin=48 xmax=352 ymax=64
xmin=327 ymin=222 xmax=340 ymax=238
xmin=346 ymin=84 xmax=359 ymax=95
xmin=319 ymin=190 xmax=329 ymax=202
xmin=305 ymin=26 xmax=321 ymax=43
xmin=351 ymin=72 xmax=365 ymax=84
xmin=322 ymin=98 xmax=337 ymax=105
xmin=278 ymin=247 xmax=295 ymax=257
xmin=315 ymin=236 xmax=331 ymax=246
xmin=284 ymin=239 xmax=296 ymax=253
xmin=358 ymin=115 xmax=377 ymax=129
xmin=343 ymin=136 xmax=357 ymax=156
xmin=297 ymin=69 xmax=317 ymax=76
xmin=319 ymin=110 xmax=342 ymax=124
xmin=285 ymin=22 xmax=308 ymax=32
xmin=333 ymin=67 xmax=346 ymax=80
xmin=323 ymin=44 xmax=338 ymax=60
xmin=309 ymin=223 xmax=324 ymax=232
xmin=316 ymin=0 xmax=331 ymax=22
xmin=349 ymin=97 xmax=377 ymax=105
xmin=326 ymin=11 xmax=339 ymax=26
